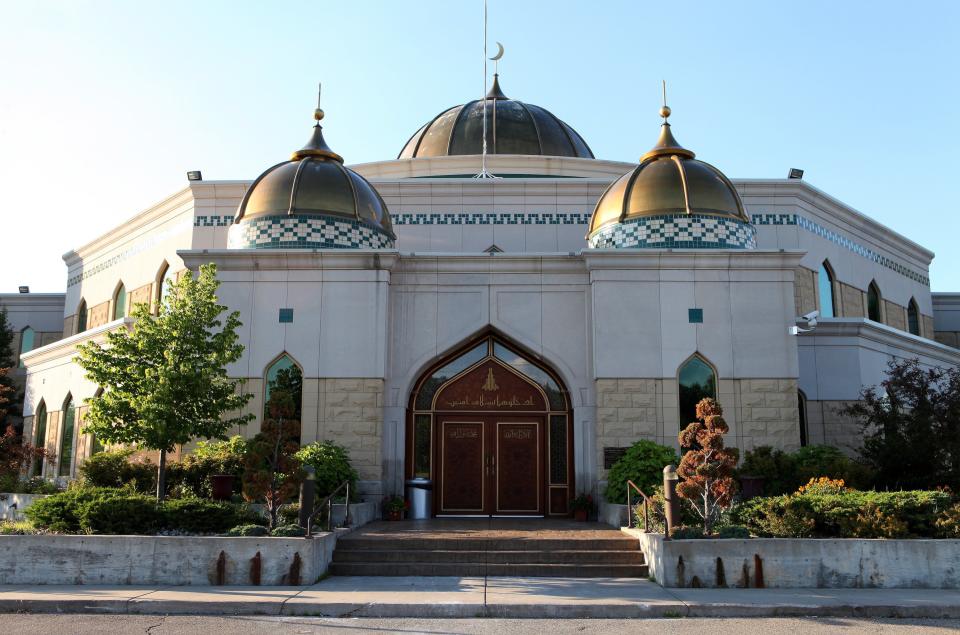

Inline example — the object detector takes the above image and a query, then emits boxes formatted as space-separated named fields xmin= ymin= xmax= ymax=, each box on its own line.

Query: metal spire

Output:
xmin=474 ymin=0 xmax=498 ymax=178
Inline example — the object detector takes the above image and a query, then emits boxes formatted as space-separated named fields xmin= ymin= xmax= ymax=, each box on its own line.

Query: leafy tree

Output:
xmin=0 ymin=423 xmax=53 ymax=487
xmin=76 ymin=264 xmax=253 ymax=500
xmin=0 ymin=310 xmax=18 ymax=429
xmin=842 ymin=358 xmax=960 ymax=490
xmin=295 ymin=440 xmax=359 ymax=500
xmin=676 ymin=398 xmax=739 ymax=534
xmin=243 ymin=384 xmax=303 ymax=528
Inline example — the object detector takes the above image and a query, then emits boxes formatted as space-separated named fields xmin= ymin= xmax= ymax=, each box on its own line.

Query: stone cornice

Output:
xmin=736 ymin=179 xmax=934 ymax=266
xmin=178 ymin=249 xmax=401 ymax=272
xmin=0 ymin=294 xmax=65 ymax=309
xmin=19 ymin=317 xmax=133 ymax=368
xmin=350 ymin=155 xmax=635 ymax=180
xmin=582 ymin=249 xmax=805 ymax=271
xmin=797 ymin=317 xmax=960 ymax=365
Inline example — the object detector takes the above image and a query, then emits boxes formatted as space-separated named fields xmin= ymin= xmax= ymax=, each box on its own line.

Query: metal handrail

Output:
xmin=306 ymin=480 xmax=351 ymax=535
xmin=626 ymin=480 xmax=652 ymax=532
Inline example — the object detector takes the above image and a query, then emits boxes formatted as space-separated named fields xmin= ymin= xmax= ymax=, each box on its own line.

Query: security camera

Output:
xmin=802 ymin=310 xmax=819 ymax=323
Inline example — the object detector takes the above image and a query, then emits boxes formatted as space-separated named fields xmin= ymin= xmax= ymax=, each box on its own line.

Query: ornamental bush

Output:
xmin=603 ymin=440 xmax=677 ymax=505
xmin=79 ymin=494 xmax=162 ymax=535
xmin=739 ymin=445 xmax=874 ymax=496
xmin=25 ymin=486 xmax=124 ymax=532
xmin=270 ymin=523 xmax=306 ymax=537
xmin=935 ymin=503 xmax=960 ymax=538
xmin=226 ymin=524 xmax=269 ymax=537
xmin=295 ymin=441 xmax=359 ymax=501
xmin=161 ymin=498 xmax=263 ymax=534
xmin=632 ymin=485 xmax=699 ymax=533
xmin=79 ymin=449 xmax=157 ymax=494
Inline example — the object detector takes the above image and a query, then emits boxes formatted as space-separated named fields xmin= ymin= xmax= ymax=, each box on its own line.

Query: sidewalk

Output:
xmin=0 ymin=577 xmax=958 ymax=619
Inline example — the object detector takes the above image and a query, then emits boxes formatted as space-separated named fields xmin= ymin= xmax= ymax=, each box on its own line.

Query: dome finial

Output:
xmin=660 ymin=79 xmax=671 ymax=121
xmin=314 ymin=82 xmax=324 ymax=122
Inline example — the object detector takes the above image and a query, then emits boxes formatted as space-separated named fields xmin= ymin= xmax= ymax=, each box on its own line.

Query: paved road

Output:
xmin=3 ymin=615 xmax=959 ymax=634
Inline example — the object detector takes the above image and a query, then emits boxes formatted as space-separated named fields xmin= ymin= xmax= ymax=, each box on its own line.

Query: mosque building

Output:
xmin=4 ymin=73 xmax=959 ymax=515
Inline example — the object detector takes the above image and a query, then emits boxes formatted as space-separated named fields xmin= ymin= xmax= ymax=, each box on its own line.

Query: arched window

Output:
xmin=798 ymin=390 xmax=808 ymax=447
xmin=32 ymin=401 xmax=47 ymax=477
xmin=113 ymin=283 xmax=127 ymax=321
xmin=678 ymin=354 xmax=717 ymax=429
xmin=818 ymin=261 xmax=835 ymax=318
xmin=19 ymin=327 xmax=35 ymax=366
xmin=58 ymin=395 xmax=76 ymax=477
xmin=76 ymin=300 xmax=87 ymax=333
xmin=156 ymin=263 xmax=175 ymax=311
xmin=264 ymin=354 xmax=303 ymax=443
xmin=907 ymin=298 xmax=920 ymax=336
xmin=88 ymin=388 xmax=105 ymax=456
xmin=867 ymin=281 xmax=882 ymax=322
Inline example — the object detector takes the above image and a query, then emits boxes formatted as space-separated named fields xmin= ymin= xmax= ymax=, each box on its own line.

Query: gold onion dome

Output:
xmin=587 ymin=104 xmax=751 ymax=247
xmin=231 ymin=94 xmax=394 ymax=249
xmin=398 ymin=74 xmax=594 ymax=159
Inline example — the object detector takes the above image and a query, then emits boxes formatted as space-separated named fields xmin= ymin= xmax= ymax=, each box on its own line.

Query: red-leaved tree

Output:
xmin=676 ymin=398 xmax=739 ymax=534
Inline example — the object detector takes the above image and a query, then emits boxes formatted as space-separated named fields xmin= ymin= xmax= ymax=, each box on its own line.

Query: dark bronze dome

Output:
xmin=398 ymin=75 xmax=594 ymax=159
xmin=231 ymin=103 xmax=395 ymax=250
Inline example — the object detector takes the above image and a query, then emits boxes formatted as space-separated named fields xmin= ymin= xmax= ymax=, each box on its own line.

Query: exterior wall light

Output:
xmin=788 ymin=168 xmax=804 ymax=179
xmin=187 ymin=171 xmax=203 ymax=181
xmin=18 ymin=286 xmax=29 ymax=294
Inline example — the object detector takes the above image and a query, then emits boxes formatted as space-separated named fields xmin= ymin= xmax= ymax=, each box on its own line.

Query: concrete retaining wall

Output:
xmin=0 ymin=532 xmax=347 ymax=586
xmin=629 ymin=529 xmax=960 ymax=589
xmin=0 ymin=493 xmax=48 ymax=521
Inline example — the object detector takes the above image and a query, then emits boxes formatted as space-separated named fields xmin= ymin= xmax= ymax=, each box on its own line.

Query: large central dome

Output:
xmin=398 ymin=75 xmax=594 ymax=159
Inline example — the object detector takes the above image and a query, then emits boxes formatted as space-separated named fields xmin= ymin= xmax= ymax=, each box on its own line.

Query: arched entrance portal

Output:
xmin=407 ymin=334 xmax=573 ymax=517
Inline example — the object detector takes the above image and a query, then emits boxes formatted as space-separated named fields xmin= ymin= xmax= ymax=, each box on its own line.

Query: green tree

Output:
xmin=0 ymin=310 xmax=18 ymax=429
xmin=842 ymin=358 xmax=960 ymax=490
xmin=76 ymin=264 xmax=253 ymax=500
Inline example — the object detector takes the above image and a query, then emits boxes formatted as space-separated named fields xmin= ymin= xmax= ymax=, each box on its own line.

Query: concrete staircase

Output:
xmin=330 ymin=523 xmax=648 ymax=577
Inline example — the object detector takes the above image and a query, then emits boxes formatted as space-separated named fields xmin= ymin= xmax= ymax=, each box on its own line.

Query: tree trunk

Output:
xmin=157 ymin=447 xmax=167 ymax=501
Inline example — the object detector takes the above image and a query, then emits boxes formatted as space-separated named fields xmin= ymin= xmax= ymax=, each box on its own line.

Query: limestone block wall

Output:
xmin=839 ymin=282 xmax=865 ymax=317
xmin=884 ymin=300 xmax=906 ymax=331
xmin=803 ymin=399 xmax=863 ymax=456
xmin=935 ymin=331 xmax=959 ymax=348
xmin=594 ymin=377 xmax=801 ymax=479
xmin=794 ymin=267 xmax=817 ymax=316
xmin=923 ymin=315 xmax=935 ymax=340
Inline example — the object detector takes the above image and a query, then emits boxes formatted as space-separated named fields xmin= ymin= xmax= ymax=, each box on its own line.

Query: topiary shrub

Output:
xmin=270 ymin=523 xmax=306 ymax=537
xmin=226 ymin=524 xmax=269 ymax=537
xmin=295 ymin=441 xmax=359 ymax=500
xmin=604 ymin=440 xmax=677 ymax=506
xmin=78 ymin=494 xmax=162 ymax=535
xmin=716 ymin=525 xmax=750 ymax=539
xmin=160 ymin=498 xmax=260 ymax=534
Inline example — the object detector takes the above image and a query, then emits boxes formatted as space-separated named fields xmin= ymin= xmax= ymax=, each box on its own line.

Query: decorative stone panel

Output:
xmin=839 ymin=282 xmax=864 ymax=318
xmin=63 ymin=315 xmax=74 ymax=338
xmin=934 ymin=331 xmax=959 ymax=348
xmin=922 ymin=315 xmax=935 ymax=340
xmin=129 ymin=283 xmax=153 ymax=312
xmin=595 ymin=379 xmax=663 ymax=477
xmin=228 ymin=214 xmax=395 ymax=250
xmin=733 ymin=379 xmax=801 ymax=452
xmin=794 ymin=267 xmax=817 ymax=317
xmin=588 ymin=214 xmax=757 ymax=249
xmin=803 ymin=400 xmax=863 ymax=456
xmin=884 ymin=300 xmax=906 ymax=331
xmin=88 ymin=301 xmax=111 ymax=329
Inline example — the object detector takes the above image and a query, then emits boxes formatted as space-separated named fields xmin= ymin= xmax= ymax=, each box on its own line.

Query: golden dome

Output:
xmin=587 ymin=110 xmax=747 ymax=239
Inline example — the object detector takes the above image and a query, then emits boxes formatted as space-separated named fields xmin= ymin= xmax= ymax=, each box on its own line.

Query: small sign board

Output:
xmin=604 ymin=447 xmax=628 ymax=470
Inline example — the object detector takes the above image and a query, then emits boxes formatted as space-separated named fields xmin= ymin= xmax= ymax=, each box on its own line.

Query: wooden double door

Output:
xmin=437 ymin=415 xmax=545 ymax=516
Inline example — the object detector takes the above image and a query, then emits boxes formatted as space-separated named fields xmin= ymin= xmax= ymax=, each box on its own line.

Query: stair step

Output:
xmin=335 ymin=538 xmax=640 ymax=552
xmin=329 ymin=562 xmax=649 ymax=578
xmin=333 ymin=549 xmax=646 ymax=565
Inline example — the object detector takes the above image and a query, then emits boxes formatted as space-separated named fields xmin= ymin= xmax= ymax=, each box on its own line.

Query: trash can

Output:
xmin=405 ymin=478 xmax=433 ymax=520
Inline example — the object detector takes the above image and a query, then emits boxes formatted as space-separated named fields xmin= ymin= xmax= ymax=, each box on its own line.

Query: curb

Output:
xmin=2 ymin=599 xmax=959 ymax=619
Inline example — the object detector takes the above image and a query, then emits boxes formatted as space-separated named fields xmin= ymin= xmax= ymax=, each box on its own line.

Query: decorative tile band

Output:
xmin=392 ymin=212 xmax=593 ymax=225
xmin=227 ymin=214 xmax=395 ymax=250
xmin=750 ymin=213 xmax=929 ymax=285
xmin=195 ymin=215 xmax=235 ymax=227
xmin=588 ymin=214 xmax=757 ymax=250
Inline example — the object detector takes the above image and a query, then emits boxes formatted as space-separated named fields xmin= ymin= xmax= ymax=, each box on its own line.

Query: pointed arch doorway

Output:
xmin=407 ymin=333 xmax=573 ymax=517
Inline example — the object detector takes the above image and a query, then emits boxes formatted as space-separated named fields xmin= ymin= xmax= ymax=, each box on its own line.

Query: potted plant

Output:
xmin=570 ymin=493 xmax=594 ymax=522
xmin=383 ymin=495 xmax=407 ymax=521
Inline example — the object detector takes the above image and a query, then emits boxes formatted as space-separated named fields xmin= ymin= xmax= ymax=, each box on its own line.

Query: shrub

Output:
xmin=738 ymin=446 xmax=797 ymax=495
xmin=843 ymin=503 xmax=909 ymax=538
xmin=270 ymin=523 xmax=306 ymax=537
xmin=604 ymin=440 xmax=677 ymax=505
xmin=677 ymin=399 xmax=739 ymax=533
xmin=279 ymin=503 xmax=300 ymax=526
xmin=0 ymin=474 xmax=59 ymax=494
xmin=169 ymin=437 xmax=247 ymax=499
xmin=160 ymin=498 xmax=262 ymax=534
xmin=632 ymin=485 xmax=699 ymax=533
xmin=295 ymin=441 xmax=359 ymax=500
xmin=79 ymin=494 xmax=162 ymax=535
xmin=792 ymin=445 xmax=874 ymax=490
xmin=79 ymin=449 xmax=156 ymax=494
xmin=796 ymin=477 xmax=848 ymax=495
xmin=0 ymin=520 xmax=36 ymax=535
xmin=716 ymin=525 xmax=750 ymax=539
xmin=935 ymin=504 xmax=960 ymax=538
xmin=669 ymin=525 xmax=705 ymax=540
xmin=226 ymin=524 xmax=269 ymax=537
xmin=25 ymin=486 xmax=125 ymax=532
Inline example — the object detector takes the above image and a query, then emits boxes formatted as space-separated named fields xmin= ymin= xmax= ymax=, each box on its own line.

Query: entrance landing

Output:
xmin=331 ymin=519 xmax=648 ymax=577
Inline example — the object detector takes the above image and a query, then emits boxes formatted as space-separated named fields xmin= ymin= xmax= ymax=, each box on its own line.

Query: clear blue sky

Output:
xmin=1 ymin=1 xmax=957 ymax=292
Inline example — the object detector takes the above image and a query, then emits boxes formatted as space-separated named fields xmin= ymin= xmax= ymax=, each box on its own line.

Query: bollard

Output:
xmin=299 ymin=466 xmax=316 ymax=534
xmin=663 ymin=464 xmax=679 ymax=540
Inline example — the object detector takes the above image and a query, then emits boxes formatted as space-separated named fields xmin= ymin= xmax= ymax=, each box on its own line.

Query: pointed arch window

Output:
xmin=77 ymin=300 xmax=87 ymax=333
xmin=818 ymin=261 xmax=835 ymax=318
xmin=264 ymin=354 xmax=303 ymax=443
xmin=678 ymin=354 xmax=717 ymax=429
xmin=867 ymin=282 xmax=882 ymax=322
xmin=157 ymin=263 xmax=176 ymax=310
xmin=113 ymin=284 xmax=127 ymax=320
xmin=32 ymin=401 xmax=47 ymax=477
xmin=798 ymin=390 xmax=808 ymax=447
xmin=88 ymin=388 xmax=105 ymax=456
xmin=58 ymin=395 xmax=76 ymax=477
xmin=907 ymin=298 xmax=920 ymax=336
xmin=18 ymin=327 xmax=35 ymax=366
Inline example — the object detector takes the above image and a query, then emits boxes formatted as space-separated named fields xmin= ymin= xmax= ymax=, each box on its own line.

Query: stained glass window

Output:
xmin=264 ymin=355 xmax=303 ymax=443
xmin=58 ymin=396 xmax=75 ymax=477
xmin=414 ymin=342 xmax=487 ymax=410
xmin=113 ymin=285 xmax=127 ymax=320
xmin=908 ymin=299 xmax=920 ymax=336
xmin=32 ymin=402 xmax=46 ymax=477
xmin=678 ymin=355 xmax=716 ymax=429
xmin=413 ymin=414 xmax=431 ymax=478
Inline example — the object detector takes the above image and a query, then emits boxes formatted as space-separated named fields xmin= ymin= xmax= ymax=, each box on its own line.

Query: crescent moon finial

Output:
xmin=489 ymin=41 xmax=504 ymax=61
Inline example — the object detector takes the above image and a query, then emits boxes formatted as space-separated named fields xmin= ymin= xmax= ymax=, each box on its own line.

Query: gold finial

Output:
xmin=313 ymin=82 xmax=324 ymax=122
xmin=660 ymin=80 xmax=671 ymax=120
